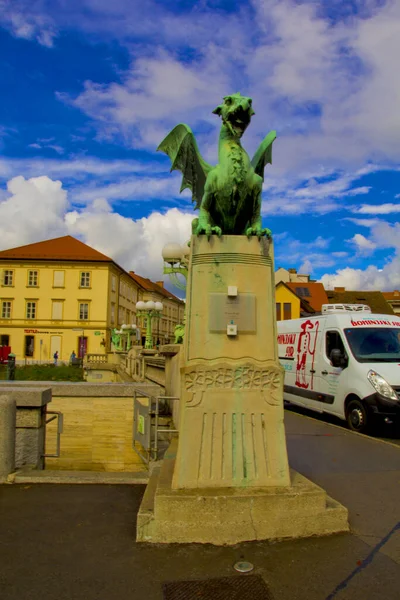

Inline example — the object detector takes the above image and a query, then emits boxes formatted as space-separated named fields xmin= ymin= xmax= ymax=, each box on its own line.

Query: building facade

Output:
xmin=0 ymin=236 xmax=141 ymax=363
xmin=129 ymin=271 xmax=185 ymax=345
xmin=275 ymin=267 xmax=313 ymax=284
xmin=382 ymin=291 xmax=400 ymax=316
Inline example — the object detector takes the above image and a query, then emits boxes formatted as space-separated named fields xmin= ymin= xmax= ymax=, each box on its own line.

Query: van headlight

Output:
xmin=367 ymin=370 xmax=398 ymax=401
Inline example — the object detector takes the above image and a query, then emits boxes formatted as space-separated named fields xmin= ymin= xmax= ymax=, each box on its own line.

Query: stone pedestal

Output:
xmin=137 ymin=439 xmax=348 ymax=545
xmin=173 ymin=235 xmax=289 ymax=489
xmin=0 ymin=395 xmax=16 ymax=479
xmin=0 ymin=386 xmax=52 ymax=470
xmin=137 ymin=235 xmax=348 ymax=544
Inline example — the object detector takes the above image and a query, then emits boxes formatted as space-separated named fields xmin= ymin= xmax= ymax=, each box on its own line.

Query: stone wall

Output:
xmin=0 ymin=381 xmax=161 ymax=473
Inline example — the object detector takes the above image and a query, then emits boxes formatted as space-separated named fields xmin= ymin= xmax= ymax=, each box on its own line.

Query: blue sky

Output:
xmin=0 ymin=0 xmax=399 ymax=290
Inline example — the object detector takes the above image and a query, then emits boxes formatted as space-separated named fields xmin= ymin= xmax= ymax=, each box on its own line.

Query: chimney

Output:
xmin=288 ymin=268 xmax=297 ymax=274
xmin=334 ymin=286 xmax=345 ymax=292
xmin=156 ymin=281 xmax=164 ymax=288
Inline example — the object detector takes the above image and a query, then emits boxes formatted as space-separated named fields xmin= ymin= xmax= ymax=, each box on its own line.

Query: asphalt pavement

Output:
xmin=285 ymin=402 xmax=400 ymax=447
xmin=1 ymin=410 xmax=399 ymax=600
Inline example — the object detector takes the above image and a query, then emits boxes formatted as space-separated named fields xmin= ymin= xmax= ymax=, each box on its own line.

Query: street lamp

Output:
xmin=162 ymin=242 xmax=189 ymax=344
xmin=121 ymin=323 xmax=137 ymax=351
xmin=162 ymin=242 xmax=190 ymax=291
xmin=111 ymin=324 xmax=137 ymax=352
xmin=135 ymin=300 xmax=163 ymax=350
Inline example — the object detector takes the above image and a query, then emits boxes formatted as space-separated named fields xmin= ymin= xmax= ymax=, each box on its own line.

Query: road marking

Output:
xmin=325 ymin=520 xmax=400 ymax=599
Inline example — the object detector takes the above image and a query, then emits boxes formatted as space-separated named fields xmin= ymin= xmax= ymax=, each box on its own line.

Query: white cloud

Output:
xmin=0 ymin=174 xmax=192 ymax=280
xmin=0 ymin=176 xmax=68 ymax=250
xmin=320 ymin=217 xmax=400 ymax=290
xmin=60 ymin=50 xmax=230 ymax=148
xmin=320 ymin=260 xmax=400 ymax=292
xmin=354 ymin=203 xmax=400 ymax=214
xmin=299 ymin=259 xmax=313 ymax=274
xmin=51 ymin=0 xmax=400 ymax=182
xmin=350 ymin=233 xmax=377 ymax=254
xmin=275 ymin=234 xmax=336 ymax=272
xmin=0 ymin=0 xmax=56 ymax=46
xmin=261 ymin=168 xmax=372 ymax=216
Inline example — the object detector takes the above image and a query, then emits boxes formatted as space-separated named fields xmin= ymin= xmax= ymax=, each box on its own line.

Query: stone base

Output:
xmin=136 ymin=440 xmax=349 ymax=545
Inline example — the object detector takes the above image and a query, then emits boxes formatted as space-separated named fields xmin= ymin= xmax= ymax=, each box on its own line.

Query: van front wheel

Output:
xmin=346 ymin=399 xmax=370 ymax=433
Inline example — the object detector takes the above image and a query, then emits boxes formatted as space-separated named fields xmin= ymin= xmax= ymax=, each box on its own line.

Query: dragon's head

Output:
xmin=212 ymin=92 xmax=255 ymax=138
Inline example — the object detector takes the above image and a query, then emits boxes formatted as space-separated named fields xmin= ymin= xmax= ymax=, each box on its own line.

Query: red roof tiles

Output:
xmin=286 ymin=282 xmax=329 ymax=312
xmin=0 ymin=235 xmax=111 ymax=262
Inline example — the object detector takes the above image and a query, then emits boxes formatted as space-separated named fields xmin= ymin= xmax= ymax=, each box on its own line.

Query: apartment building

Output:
xmin=0 ymin=236 xmax=141 ymax=362
xmin=129 ymin=271 xmax=185 ymax=345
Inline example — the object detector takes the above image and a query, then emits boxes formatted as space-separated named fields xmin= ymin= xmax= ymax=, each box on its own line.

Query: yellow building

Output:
xmin=129 ymin=271 xmax=185 ymax=344
xmin=275 ymin=281 xmax=329 ymax=321
xmin=275 ymin=281 xmax=301 ymax=321
xmin=0 ymin=236 xmax=141 ymax=363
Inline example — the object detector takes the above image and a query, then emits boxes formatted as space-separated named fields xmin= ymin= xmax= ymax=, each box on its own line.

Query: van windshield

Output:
xmin=344 ymin=327 xmax=400 ymax=363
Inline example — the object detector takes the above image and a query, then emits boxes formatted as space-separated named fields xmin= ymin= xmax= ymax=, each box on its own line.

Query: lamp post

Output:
xmin=162 ymin=242 xmax=190 ymax=291
xmin=121 ymin=323 xmax=137 ymax=351
xmin=162 ymin=243 xmax=189 ymax=344
xmin=135 ymin=300 xmax=163 ymax=350
xmin=111 ymin=324 xmax=137 ymax=352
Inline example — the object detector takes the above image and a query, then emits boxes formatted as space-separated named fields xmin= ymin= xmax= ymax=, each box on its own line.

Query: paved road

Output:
xmin=1 ymin=411 xmax=399 ymax=600
xmin=285 ymin=403 xmax=400 ymax=447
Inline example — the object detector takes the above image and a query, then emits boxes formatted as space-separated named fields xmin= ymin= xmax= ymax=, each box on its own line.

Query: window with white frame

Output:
xmin=53 ymin=270 xmax=65 ymax=287
xmin=80 ymin=272 xmax=91 ymax=288
xmin=1 ymin=301 xmax=11 ymax=319
xmin=26 ymin=301 xmax=37 ymax=319
xmin=3 ymin=270 xmax=14 ymax=286
xmin=28 ymin=270 xmax=38 ymax=287
xmin=79 ymin=303 xmax=89 ymax=320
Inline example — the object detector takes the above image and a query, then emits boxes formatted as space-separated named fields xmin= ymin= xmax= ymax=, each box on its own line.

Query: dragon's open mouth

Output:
xmin=226 ymin=106 xmax=251 ymax=136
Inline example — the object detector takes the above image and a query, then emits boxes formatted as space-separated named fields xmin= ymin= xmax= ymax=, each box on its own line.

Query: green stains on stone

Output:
xmin=232 ymin=412 xmax=237 ymax=480
xmin=241 ymin=413 xmax=247 ymax=480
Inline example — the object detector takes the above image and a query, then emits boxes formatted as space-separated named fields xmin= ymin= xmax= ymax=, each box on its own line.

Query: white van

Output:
xmin=277 ymin=304 xmax=400 ymax=433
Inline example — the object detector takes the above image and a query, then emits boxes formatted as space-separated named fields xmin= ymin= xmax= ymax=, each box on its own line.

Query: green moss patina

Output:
xmin=158 ymin=93 xmax=276 ymax=239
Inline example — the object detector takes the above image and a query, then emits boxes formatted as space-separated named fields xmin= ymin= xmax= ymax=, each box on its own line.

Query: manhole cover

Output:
xmin=163 ymin=575 xmax=274 ymax=600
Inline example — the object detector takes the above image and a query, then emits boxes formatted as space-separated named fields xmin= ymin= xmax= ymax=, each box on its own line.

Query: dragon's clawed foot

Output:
xmin=246 ymin=226 xmax=272 ymax=239
xmin=195 ymin=224 xmax=222 ymax=239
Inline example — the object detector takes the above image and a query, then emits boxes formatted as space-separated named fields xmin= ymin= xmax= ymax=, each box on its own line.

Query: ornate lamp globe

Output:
xmin=136 ymin=301 xmax=146 ymax=310
xmin=162 ymin=243 xmax=183 ymax=265
xmin=155 ymin=302 xmax=163 ymax=312
xmin=146 ymin=300 xmax=156 ymax=310
xmin=182 ymin=243 xmax=190 ymax=258
xmin=121 ymin=324 xmax=128 ymax=330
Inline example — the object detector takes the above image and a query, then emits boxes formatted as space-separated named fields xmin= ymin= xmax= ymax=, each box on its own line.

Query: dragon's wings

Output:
xmin=251 ymin=130 xmax=277 ymax=180
xmin=157 ymin=124 xmax=213 ymax=209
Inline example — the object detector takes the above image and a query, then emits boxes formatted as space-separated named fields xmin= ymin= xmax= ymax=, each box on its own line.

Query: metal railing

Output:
xmin=43 ymin=411 xmax=64 ymax=458
xmin=133 ymin=390 xmax=179 ymax=465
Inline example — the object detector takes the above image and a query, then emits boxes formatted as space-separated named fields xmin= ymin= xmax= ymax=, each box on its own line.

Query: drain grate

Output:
xmin=162 ymin=575 xmax=274 ymax=600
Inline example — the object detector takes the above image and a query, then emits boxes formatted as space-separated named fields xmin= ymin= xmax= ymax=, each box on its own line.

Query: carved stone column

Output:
xmin=172 ymin=235 xmax=290 ymax=489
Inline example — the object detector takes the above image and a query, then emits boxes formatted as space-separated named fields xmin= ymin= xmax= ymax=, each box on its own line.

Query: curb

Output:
xmin=3 ymin=470 xmax=149 ymax=485
xmin=285 ymin=407 xmax=400 ymax=450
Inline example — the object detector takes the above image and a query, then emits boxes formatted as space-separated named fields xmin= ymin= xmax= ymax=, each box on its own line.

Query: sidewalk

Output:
xmin=1 ymin=410 xmax=399 ymax=600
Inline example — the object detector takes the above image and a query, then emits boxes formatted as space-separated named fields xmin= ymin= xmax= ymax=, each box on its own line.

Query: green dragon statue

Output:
xmin=158 ymin=92 xmax=276 ymax=238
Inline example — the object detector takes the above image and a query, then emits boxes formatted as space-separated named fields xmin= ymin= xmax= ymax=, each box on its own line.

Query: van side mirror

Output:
xmin=330 ymin=348 xmax=347 ymax=368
